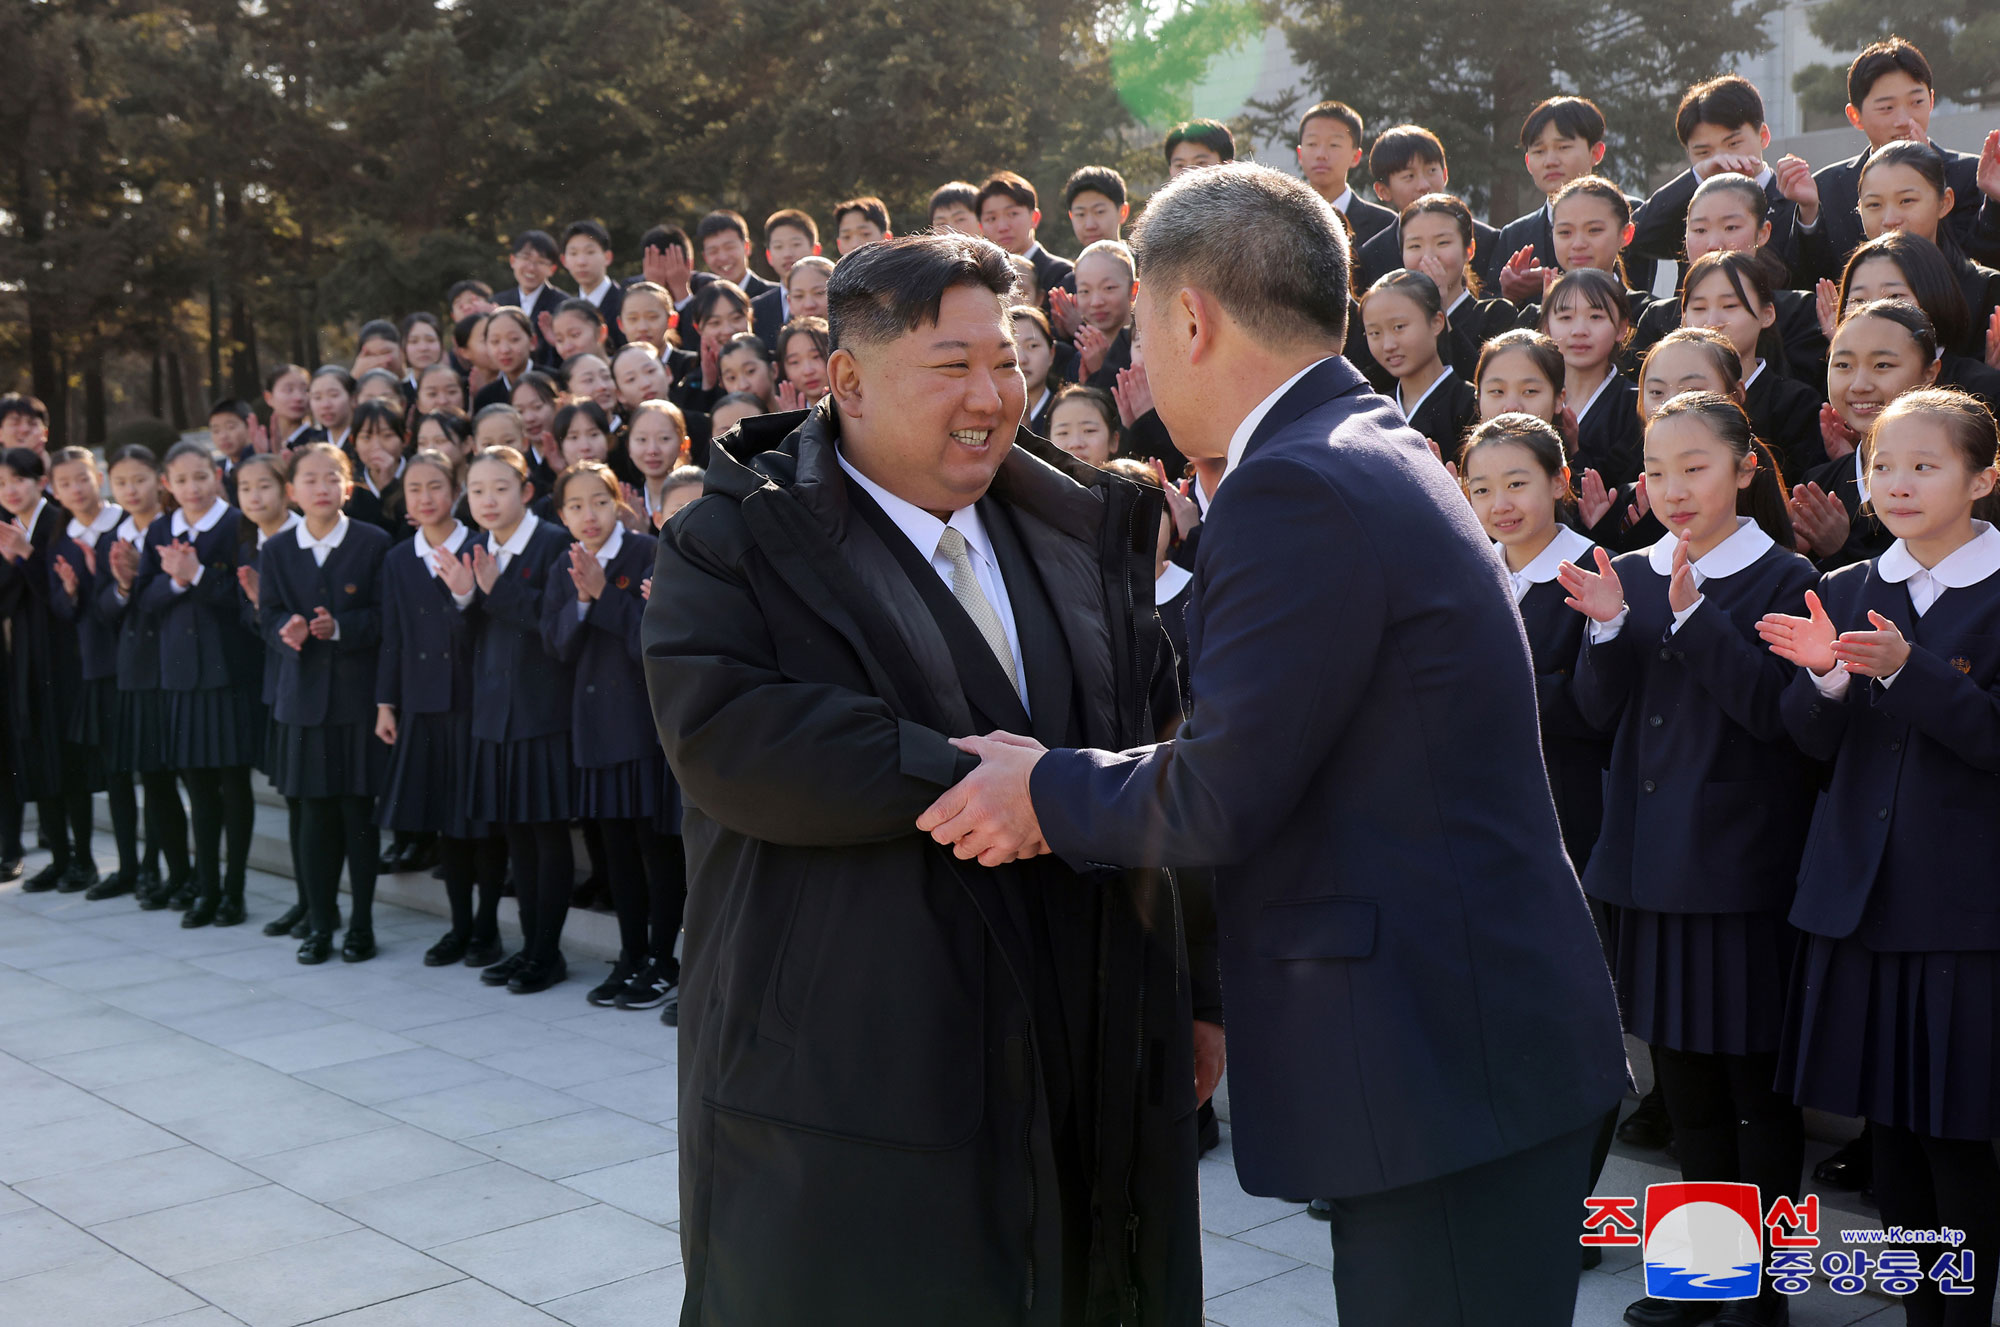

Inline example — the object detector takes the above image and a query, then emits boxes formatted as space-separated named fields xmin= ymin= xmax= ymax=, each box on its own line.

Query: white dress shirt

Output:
xmin=1221 ymin=358 xmax=1335 ymax=486
xmin=1498 ymin=525 xmax=1595 ymax=604
xmin=165 ymin=499 xmax=228 ymax=594
xmin=579 ymin=278 xmax=614 ymax=308
xmin=1812 ymin=522 xmax=2000 ymax=697
xmin=1155 ymin=561 xmax=1192 ymax=606
xmin=256 ymin=510 xmax=301 ymax=549
xmin=452 ymin=513 xmax=539 ymax=609
xmin=413 ymin=520 xmax=468 ymax=577
xmin=66 ymin=504 xmax=121 ymax=546
xmin=1589 ymin=516 xmax=1775 ymax=642
xmin=836 ymin=450 xmax=1029 ymax=711
xmin=362 ymin=458 xmax=406 ymax=500
xmin=1327 ymin=186 xmax=1354 ymax=214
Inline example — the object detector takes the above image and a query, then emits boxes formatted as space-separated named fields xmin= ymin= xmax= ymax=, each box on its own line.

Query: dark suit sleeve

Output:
xmin=376 ymin=576 xmax=403 ymax=709
xmin=1777 ymin=663 xmax=1856 ymax=762
xmin=1628 ymin=170 xmax=1696 ymax=264
xmin=1028 ymin=455 xmax=1388 ymax=868
xmin=1671 ymin=584 xmax=1807 ymax=744
xmin=1873 ymin=644 xmax=2000 ymax=771
xmin=1572 ymin=618 xmax=1639 ymax=734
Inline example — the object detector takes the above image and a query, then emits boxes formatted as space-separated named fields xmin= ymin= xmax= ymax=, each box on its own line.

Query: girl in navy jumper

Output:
xmin=437 ymin=445 xmax=576 ymax=995
xmin=98 ymin=445 xmax=189 ymax=908
xmin=1558 ymin=392 xmax=1817 ymax=1327
xmin=1760 ymin=387 xmax=2000 ymax=1326
xmin=47 ymin=448 xmax=126 ymax=896
xmin=260 ymin=443 xmax=391 ymax=964
xmin=376 ymin=448 xmax=507 ymax=970
xmin=542 ymin=461 xmax=682 ymax=1010
xmin=136 ymin=440 xmax=261 ymax=928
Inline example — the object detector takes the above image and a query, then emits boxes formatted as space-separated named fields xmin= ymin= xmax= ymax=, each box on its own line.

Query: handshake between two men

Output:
xmin=915 ymin=731 xmax=1052 ymax=865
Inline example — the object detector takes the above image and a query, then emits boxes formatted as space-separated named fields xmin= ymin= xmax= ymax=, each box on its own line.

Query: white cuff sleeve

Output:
xmin=1810 ymin=665 xmax=1852 ymax=699
xmin=1668 ymin=595 xmax=1704 ymax=634
xmin=451 ymin=589 xmax=475 ymax=610
xmin=1879 ymin=666 xmax=1903 ymax=689
xmin=1587 ymin=607 xmax=1630 ymax=644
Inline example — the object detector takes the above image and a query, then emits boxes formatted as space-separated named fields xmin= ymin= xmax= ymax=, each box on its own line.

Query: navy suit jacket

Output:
xmin=541 ymin=530 xmax=657 ymax=768
xmin=1028 ymin=356 xmax=1627 ymax=1198
xmin=259 ymin=521 xmax=389 ymax=728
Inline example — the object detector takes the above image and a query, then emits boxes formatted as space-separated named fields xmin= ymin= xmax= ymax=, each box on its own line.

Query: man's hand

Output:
xmin=1193 ymin=1019 xmax=1225 ymax=1107
xmin=915 ymin=732 xmax=1050 ymax=867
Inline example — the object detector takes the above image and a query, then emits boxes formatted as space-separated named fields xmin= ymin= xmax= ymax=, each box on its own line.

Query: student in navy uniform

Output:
xmin=376 ymin=448 xmax=507 ymax=970
xmin=693 ymin=210 xmax=775 ymax=301
xmin=137 ymin=440 xmax=263 ymax=929
xmin=0 ymin=448 xmax=100 ymax=895
xmin=557 ymin=220 xmax=623 ymax=350
xmin=1559 ymin=392 xmax=1816 ymax=1327
xmin=1295 ymin=100 xmax=1396 ymax=245
xmin=307 ymin=365 xmax=355 ymax=454
xmin=344 ymin=400 xmax=408 ymax=537
xmin=1832 ymin=232 xmax=2000 ymax=420
xmin=259 ymin=443 xmax=391 ymax=964
xmin=46 ymin=448 xmax=131 ymax=898
xmin=439 ymin=446 xmax=577 ymax=995
xmin=1362 ymin=268 xmax=1476 ymax=458
xmin=751 ymin=209 xmax=821 ymax=347
xmin=1681 ymin=252 xmax=1825 ymax=475
xmin=471 ymin=307 xmax=538 ymax=413
xmin=1761 ymin=387 xmax=2000 ymax=1327
xmin=1057 ymin=239 xmax=1136 ymax=390
xmin=1541 ymin=269 xmax=1643 ymax=484
xmin=1498 ymin=98 xmax=1657 ymax=304
xmin=206 ymin=399 xmax=258 ymax=503
xmin=97 ymin=445 xmax=190 ymax=909
xmin=1162 ymin=116 xmax=1234 ymax=175
xmin=1352 ymin=126 xmax=1501 ymax=290
xmin=399 ymin=312 xmax=449 ymax=402
xmin=1397 ymin=194 xmax=1516 ymax=370
xmin=1012 ymin=306 xmax=1063 ymax=437
xmin=493 ymin=229 xmax=567 ymax=366
xmin=974 ymin=171 xmax=1072 ymax=303
xmin=263 ymin=363 xmax=315 ymax=451
xmin=1629 ymin=76 xmax=1803 ymax=283
xmin=1516 ymin=177 xmax=1663 ymax=345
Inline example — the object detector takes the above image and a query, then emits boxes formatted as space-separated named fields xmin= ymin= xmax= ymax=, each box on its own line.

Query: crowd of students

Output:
xmin=2 ymin=27 xmax=2000 ymax=1323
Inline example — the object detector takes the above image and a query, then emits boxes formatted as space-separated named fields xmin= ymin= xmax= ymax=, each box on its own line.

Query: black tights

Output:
xmin=140 ymin=771 xmax=188 ymax=881
xmin=1653 ymin=1045 xmax=1803 ymax=1309
xmin=106 ymin=775 xmax=140 ymax=875
xmin=35 ymin=791 xmax=94 ymax=872
xmin=503 ymin=822 xmax=573 ymax=964
xmin=180 ymin=766 xmax=252 ymax=900
xmin=1872 ymin=1123 xmax=2000 ymax=1326
xmin=298 ymin=794 xmax=378 ymax=935
xmin=439 ymin=834 xmax=506 ymax=943
xmin=595 ymin=820 xmax=688 ymax=974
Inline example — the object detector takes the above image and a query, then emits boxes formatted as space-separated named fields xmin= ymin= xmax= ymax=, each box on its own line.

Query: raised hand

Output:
xmin=1819 ymin=403 xmax=1860 ymax=462
xmin=1700 ymin=151 xmax=1766 ymax=181
xmin=247 ymin=414 xmax=271 ymax=455
xmin=1075 ymin=322 xmax=1111 ymax=378
xmin=1152 ymin=459 xmax=1201 ymax=537
xmin=1757 ymin=589 xmax=1838 ymax=673
xmin=470 ymin=544 xmax=500 ymax=595
xmin=1411 ymin=250 xmax=1453 ymax=294
xmin=568 ymin=544 xmax=606 ymax=602
xmin=1986 ymin=307 xmax=2000 ymax=372
xmin=52 ymin=554 xmax=78 ymax=598
xmin=643 ymin=243 xmax=693 ymax=300
xmin=236 ymin=563 xmax=260 ymax=609
xmin=1666 ymin=532 xmax=1701 ymax=615
xmin=1628 ymin=473 xmax=1651 ymax=525
xmin=1979 ymin=129 xmax=2000 ymax=204
xmin=536 ymin=309 xmax=557 ymax=346
xmin=307 ymin=605 xmax=337 ymax=639
xmin=109 ymin=539 xmax=139 ymax=590
xmin=640 ymin=575 xmax=651 ymax=601
xmin=1048 ymin=287 xmax=1081 ymax=341
xmin=278 ymin=613 xmax=309 ymax=651
xmin=0 ymin=520 xmax=29 ymax=564
xmin=1111 ymin=362 xmax=1153 ymax=428
xmin=158 ymin=538 xmax=199 ymax=586
xmin=1500 ymin=246 xmax=1549 ymax=304
xmin=375 ymin=704 xmax=398 ymax=746
xmin=1556 ymin=545 xmax=1626 ymax=623
xmin=1789 ymin=481 xmax=1851 ymax=559
xmin=1814 ymin=277 xmax=1840 ymax=343
xmin=1833 ymin=610 xmax=1911 ymax=678
xmin=434 ymin=547 xmax=475 ymax=597
xmin=1577 ymin=468 xmax=1613 ymax=529
xmin=1773 ymin=154 xmax=1821 ymax=227
xmin=774 ymin=380 xmax=809 ymax=412
xmin=78 ymin=539 xmax=96 ymax=576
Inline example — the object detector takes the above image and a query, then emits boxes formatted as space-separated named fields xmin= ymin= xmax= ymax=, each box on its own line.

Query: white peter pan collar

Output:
xmin=1155 ymin=561 xmax=1192 ymax=605
xmin=1647 ymin=515 xmax=1773 ymax=580
xmin=1878 ymin=521 xmax=2000 ymax=589
xmin=1499 ymin=525 xmax=1595 ymax=600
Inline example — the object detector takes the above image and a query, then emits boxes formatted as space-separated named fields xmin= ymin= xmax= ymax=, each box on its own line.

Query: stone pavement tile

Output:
xmin=1199 ymin=1230 xmax=1311 ymax=1299
xmin=0 ymin=1007 xmax=165 ymax=1061
xmin=0 ymin=1063 xmax=115 ymax=1129
xmin=0 ymin=976 xmax=104 ymax=1027
xmin=18 ymin=1145 xmax=265 ymax=1227
xmin=0 ymin=1109 xmax=183 ymax=1184
xmin=0 ymin=1182 xmax=37 ymax=1216
xmin=258 ymin=968 xmax=425 ymax=1012
xmin=540 ymin=1265 xmax=688 ymax=1327
xmin=310 ymin=1277 xmax=566 ymax=1326
xmin=1229 ymin=1209 xmax=1334 ymax=1270
xmin=322 ymin=987 xmax=490 ymax=1034
xmin=90 ymin=1183 xmax=356 ymax=1277
xmin=329 ymin=1161 xmax=593 ymax=1249
xmin=35 ymin=953 xmax=201 ymax=992
xmin=35 ymin=1033 xmax=244 ymax=1092
xmin=170 ymin=1090 xmax=396 ymax=1162
xmin=0 ymin=1205 xmax=108 ymax=1280
xmin=244 ymin=1125 xmax=488 ymax=1203
xmin=402 ymin=1013 xmax=573 ymax=1061
xmin=558 ymin=1152 xmax=678 ymax=1226
xmin=174 ymin=1229 xmax=459 ymax=1327
xmin=564 ymin=1066 xmax=677 ymax=1124
xmin=186 ymin=942 xmax=327 ymax=983
xmin=1196 ymin=1157 xmax=1309 ymax=1236
xmin=163 ymin=998 xmax=348 ymax=1047
xmin=0 ymin=929 xmax=143 ymax=972
xmin=0 ymin=1249 xmax=203 ymax=1326
xmin=136 ymin=1309 xmax=249 ymax=1326
xmin=475 ymin=1037 xmax=664 ymax=1091
xmin=1202 ymin=1262 xmax=1336 ymax=1326
xmin=297 ymin=1047 xmax=502 ymax=1107
xmin=431 ymin=1204 xmax=677 ymax=1304
xmin=96 ymin=1061 xmax=322 ymax=1126
xmin=376 ymin=1077 xmax=591 ymax=1141
xmin=98 ymin=974 xmax=263 ymax=1022
xmin=228 ymin=1023 xmax=419 ymax=1076
xmin=461 ymin=1109 xmax=676 ymax=1181
xmin=542 ymin=1011 xmax=678 ymax=1060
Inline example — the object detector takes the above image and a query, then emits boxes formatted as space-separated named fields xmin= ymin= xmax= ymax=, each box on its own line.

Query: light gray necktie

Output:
xmin=936 ymin=526 xmax=1020 ymax=692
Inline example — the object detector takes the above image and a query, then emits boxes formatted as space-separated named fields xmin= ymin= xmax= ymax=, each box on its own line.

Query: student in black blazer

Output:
xmin=344 ymin=400 xmax=408 ymax=538
xmin=1356 ymin=211 xmax=1502 ymax=292
xmin=540 ymin=461 xmax=682 ymax=1011
xmin=1677 ymin=252 xmax=1827 ymax=474
xmin=441 ymin=446 xmax=577 ymax=996
xmin=1795 ymin=137 xmax=1987 ymax=295
xmin=1562 ymin=392 xmax=1816 ymax=1327
xmin=1540 ymin=269 xmax=1646 ymax=484
xmin=1761 ymin=388 xmax=2000 ymax=1327
xmin=258 ymin=443 xmax=391 ymax=964
xmin=1628 ymin=77 xmax=1803 ymax=282
xmin=494 ymin=228 xmax=568 ymax=368
xmin=1390 ymin=195 xmax=1517 ymax=370
xmin=472 ymin=308 xmax=538 ymax=413
xmin=1361 ymin=268 xmax=1478 ymax=459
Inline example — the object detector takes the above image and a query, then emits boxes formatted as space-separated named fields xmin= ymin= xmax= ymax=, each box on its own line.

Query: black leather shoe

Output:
xmin=377 ymin=840 xmax=409 ymax=874
xmin=479 ymin=952 xmax=527 ymax=985
xmin=587 ymin=955 xmax=639 ymax=1007
xmin=341 ymin=929 xmax=377 ymax=963
xmin=133 ymin=864 xmax=161 ymax=897
xmin=1624 ymin=1296 xmax=1721 ymax=1327
xmin=21 ymin=861 xmax=65 ymax=893
xmin=84 ymin=870 xmax=133 ymax=901
xmin=424 ymin=931 xmax=469 ymax=966
xmin=213 ymin=895 xmax=246 ymax=928
xmin=402 ymin=837 xmax=439 ymax=873
xmin=57 ymin=862 xmax=99 ymax=893
xmin=167 ymin=876 xmax=200 ymax=911
xmin=264 ymin=902 xmax=307 ymax=937
xmin=296 ymin=930 xmax=334 ymax=965
xmin=1306 ymin=1198 xmax=1332 ymax=1221
xmin=463 ymin=936 xmax=505 ymax=968
xmin=137 ymin=875 xmax=175 ymax=910
xmin=1618 ymin=1088 xmax=1673 ymax=1150
xmin=1813 ymin=1131 xmax=1872 ymax=1191
xmin=181 ymin=893 xmax=218 ymax=928
xmin=0 ymin=854 xmax=23 ymax=882
xmin=507 ymin=954 xmax=567 ymax=994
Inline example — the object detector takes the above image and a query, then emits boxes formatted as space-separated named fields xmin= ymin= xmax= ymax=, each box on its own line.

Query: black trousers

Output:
xmin=1324 ymin=1119 xmax=1599 ymax=1327
xmin=503 ymin=822 xmax=573 ymax=964
xmin=1873 ymin=1122 xmax=2000 ymax=1327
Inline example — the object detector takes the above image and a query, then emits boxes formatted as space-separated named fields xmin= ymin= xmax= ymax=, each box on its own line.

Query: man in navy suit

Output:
xmin=920 ymin=162 xmax=1628 ymax=1326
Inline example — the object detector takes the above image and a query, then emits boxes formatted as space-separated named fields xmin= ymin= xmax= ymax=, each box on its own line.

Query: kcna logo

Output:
xmin=1583 ymin=1182 xmax=1812 ymax=1301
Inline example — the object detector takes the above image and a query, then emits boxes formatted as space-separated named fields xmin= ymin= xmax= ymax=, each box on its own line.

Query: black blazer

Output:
xmin=376 ymin=531 xmax=473 ymax=717
xmin=1798 ymin=144 xmax=1982 ymax=287
xmin=258 ymin=520 xmax=389 ymax=728
xmin=0 ymin=502 xmax=81 ymax=797
xmin=1400 ymin=369 xmax=1477 ymax=458
xmin=540 ymin=530 xmax=658 ymax=768
xmin=1025 ymin=244 xmax=1073 ymax=307
xmin=1572 ymin=535 xmax=1820 ymax=913
xmin=96 ymin=523 xmax=165 ymax=691
xmin=133 ymin=505 xmax=260 ymax=693
xmin=591 ymin=283 xmax=627 ymax=351
xmin=1629 ymin=167 xmax=1802 ymax=284
xmin=1057 ymin=325 xmax=1132 ymax=392
xmin=50 ymin=521 xmax=121 ymax=681
xmin=1352 ymin=216 xmax=1505 ymax=292
xmin=1495 ymin=198 xmax=1659 ymax=293
xmin=1782 ymin=558 xmax=2000 ymax=950
xmin=471 ymin=373 xmax=518 ymax=414
xmin=1029 ymin=356 xmax=1627 ymax=1198
xmin=1940 ymin=353 xmax=2000 ymax=421
xmin=1339 ymin=193 xmax=1397 ymax=247
xmin=1572 ymin=374 xmax=1644 ymax=485
xmin=1442 ymin=296 xmax=1519 ymax=371
xmin=462 ymin=518 xmax=575 ymax=743
xmin=1516 ymin=566 xmax=1611 ymax=870
xmin=750 ymin=286 xmax=787 ymax=349
xmin=1745 ymin=366 xmax=1826 ymax=478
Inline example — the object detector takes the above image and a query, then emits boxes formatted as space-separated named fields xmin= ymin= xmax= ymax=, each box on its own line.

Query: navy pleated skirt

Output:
xmin=67 ymin=676 xmax=116 ymax=747
xmin=468 ymin=732 xmax=573 ymax=825
xmin=166 ymin=687 xmax=264 ymax=770
xmin=1779 ymin=932 xmax=2000 ymax=1141
xmin=379 ymin=710 xmax=483 ymax=839
xmin=1600 ymin=901 xmax=1796 ymax=1056
xmin=268 ymin=719 xmax=388 ymax=800
xmin=107 ymin=689 xmax=173 ymax=774
xmin=576 ymin=750 xmax=667 ymax=821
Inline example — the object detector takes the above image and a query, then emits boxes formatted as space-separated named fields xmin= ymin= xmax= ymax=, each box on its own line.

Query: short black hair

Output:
xmin=975 ymin=171 xmax=1038 ymax=216
xmin=826 ymin=233 xmax=1018 ymax=352
xmin=1674 ymin=76 xmax=1765 ymax=145
xmin=1848 ymin=37 xmax=1934 ymax=107
xmin=357 ymin=319 xmax=400 ymax=349
xmin=690 ymin=280 xmax=752 ymax=326
xmin=0 ymin=393 xmax=49 ymax=424
xmin=445 ymin=279 xmax=492 ymax=305
xmin=562 ymin=219 xmax=613 ymax=251
xmin=639 ymin=225 xmax=693 ymax=259
xmin=928 ymin=181 xmax=979 ymax=217
xmin=764 ymin=208 xmax=819 ymax=246
xmin=695 ymin=210 xmax=750 ymax=246
xmin=553 ymin=297 xmax=606 ymax=330
xmin=1368 ymin=125 xmax=1446 ymax=181
xmin=1063 ymin=166 xmax=1128 ymax=211
xmin=1299 ymin=101 xmax=1362 ymax=147
xmin=510 ymin=229 xmax=559 ymax=262
xmin=1519 ymin=96 xmax=1607 ymax=151
xmin=832 ymin=197 xmax=891 ymax=234
xmin=1164 ymin=119 xmax=1236 ymax=166
xmin=452 ymin=313 xmax=485 ymax=350
xmin=207 ymin=398 xmax=255 ymax=423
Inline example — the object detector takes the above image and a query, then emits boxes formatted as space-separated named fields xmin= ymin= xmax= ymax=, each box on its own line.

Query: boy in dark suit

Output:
xmin=754 ymin=209 xmax=820 ymax=346
xmin=1063 ymin=166 xmax=1128 ymax=249
xmin=561 ymin=220 xmax=624 ymax=350
xmin=446 ymin=279 xmax=493 ymax=322
xmin=926 ymin=181 xmax=982 ymax=236
xmin=1629 ymin=75 xmax=1803 ymax=283
xmin=1352 ymin=125 xmax=1503 ymax=290
xmin=1164 ymin=117 xmax=1234 ymax=176
xmin=694 ymin=210 xmax=775 ymax=300
xmin=975 ymin=171 xmax=1072 ymax=300
xmin=1296 ymin=100 xmax=1395 ymax=245
xmin=494 ymin=230 xmax=566 ymax=369
xmin=1497 ymin=98 xmax=1656 ymax=301
xmin=637 ymin=224 xmax=709 ymax=311
xmin=831 ymin=197 xmax=891 ymax=257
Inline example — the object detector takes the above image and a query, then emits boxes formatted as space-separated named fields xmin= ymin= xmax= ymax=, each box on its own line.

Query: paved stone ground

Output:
xmin=0 ymin=854 xmax=1932 ymax=1325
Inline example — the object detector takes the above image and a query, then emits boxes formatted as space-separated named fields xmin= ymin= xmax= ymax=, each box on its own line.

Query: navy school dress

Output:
xmin=1502 ymin=525 xmax=1612 ymax=873
xmin=258 ymin=516 xmax=391 ymax=800
xmin=1776 ymin=529 xmax=2000 ymax=1139
xmin=96 ymin=514 xmax=173 ymax=775
xmin=48 ymin=507 xmax=124 ymax=756
xmin=1572 ymin=518 xmax=1821 ymax=1055
xmin=376 ymin=523 xmax=483 ymax=839
xmin=1571 ymin=374 xmax=1644 ymax=488
xmin=462 ymin=515 xmax=576 ymax=825
xmin=0 ymin=500 xmax=99 ymax=799
xmin=132 ymin=502 xmax=265 ymax=770
xmin=539 ymin=526 xmax=676 ymax=828
xmin=247 ymin=513 xmax=302 ymax=778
